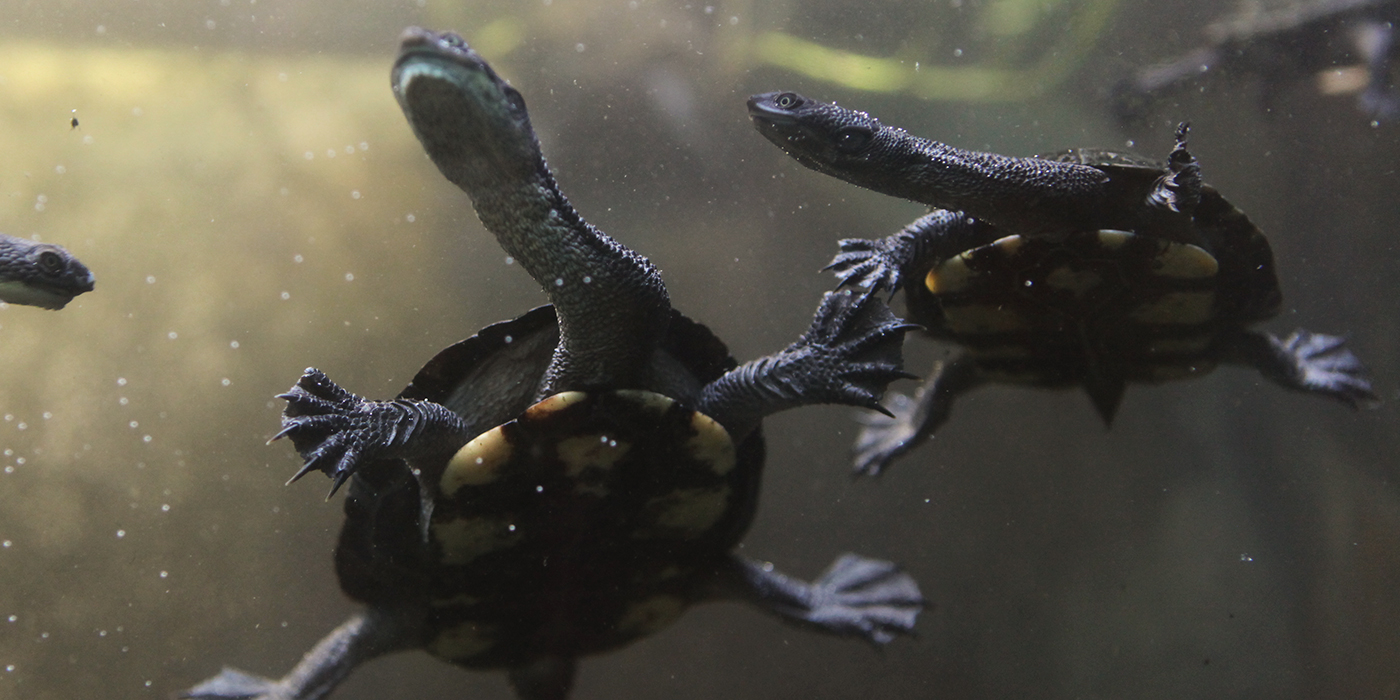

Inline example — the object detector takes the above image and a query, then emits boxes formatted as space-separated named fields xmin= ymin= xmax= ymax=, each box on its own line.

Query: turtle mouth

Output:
xmin=0 ymin=280 xmax=85 ymax=310
xmin=745 ymin=94 xmax=802 ymax=126
xmin=746 ymin=95 xmax=810 ymax=150
xmin=391 ymin=26 xmax=539 ymax=183
xmin=393 ymin=27 xmax=497 ymax=88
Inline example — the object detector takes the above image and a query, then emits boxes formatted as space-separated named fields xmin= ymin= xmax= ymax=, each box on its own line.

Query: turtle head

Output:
xmin=746 ymin=91 xmax=906 ymax=185
xmin=392 ymin=28 xmax=543 ymax=189
xmin=0 ymin=234 xmax=95 ymax=310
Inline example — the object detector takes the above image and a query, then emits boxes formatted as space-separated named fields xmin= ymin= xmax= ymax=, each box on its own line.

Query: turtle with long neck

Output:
xmin=183 ymin=29 xmax=922 ymax=700
xmin=748 ymin=91 xmax=1375 ymax=476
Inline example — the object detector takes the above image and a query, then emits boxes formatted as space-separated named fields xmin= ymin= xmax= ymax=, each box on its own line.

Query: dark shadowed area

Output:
xmin=0 ymin=1 xmax=1396 ymax=699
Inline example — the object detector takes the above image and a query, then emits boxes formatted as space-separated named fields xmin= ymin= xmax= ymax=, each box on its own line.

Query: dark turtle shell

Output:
xmin=905 ymin=151 xmax=1282 ymax=390
xmin=1050 ymin=148 xmax=1281 ymax=323
xmin=333 ymin=304 xmax=765 ymax=667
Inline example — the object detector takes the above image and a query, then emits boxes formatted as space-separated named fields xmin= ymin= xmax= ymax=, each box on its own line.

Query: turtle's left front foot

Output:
xmin=1266 ymin=330 xmax=1378 ymax=408
xmin=737 ymin=553 xmax=924 ymax=645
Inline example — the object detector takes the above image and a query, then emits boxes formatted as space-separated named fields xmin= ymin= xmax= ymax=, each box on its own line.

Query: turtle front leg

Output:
xmin=825 ymin=210 xmax=994 ymax=296
xmin=1226 ymin=329 xmax=1378 ymax=408
xmin=697 ymin=290 xmax=917 ymax=441
xmin=713 ymin=553 xmax=924 ymax=645
xmin=182 ymin=608 xmax=421 ymax=700
xmin=852 ymin=352 xmax=984 ymax=476
xmin=274 ymin=368 xmax=476 ymax=496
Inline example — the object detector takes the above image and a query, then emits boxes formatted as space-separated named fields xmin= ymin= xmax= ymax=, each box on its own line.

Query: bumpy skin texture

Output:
xmin=746 ymin=92 xmax=1202 ymax=243
xmin=183 ymin=29 xmax=922 ymax=700
xmin=749 ymin=93 xmax=1377 ymax=476
xmin=0 ymin=233 xmax=94 ymax=310
xmin=1112 ymin=0 xmax=1400 ymax=125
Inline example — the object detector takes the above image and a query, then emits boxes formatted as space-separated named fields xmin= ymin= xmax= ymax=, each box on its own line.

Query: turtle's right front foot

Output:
xmin=274 ymin=368 xmax=462 ymax=496
xmin=785 ymin=290 xmax=919 ymax=411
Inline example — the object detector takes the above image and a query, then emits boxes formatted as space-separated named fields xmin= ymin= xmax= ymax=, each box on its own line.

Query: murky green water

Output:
xmin=0 ymin=1 xmax=1396 ymax=698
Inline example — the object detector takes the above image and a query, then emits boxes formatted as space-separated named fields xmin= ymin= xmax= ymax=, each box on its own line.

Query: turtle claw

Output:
xmin=795 ymin=290 xmax=919 ymax=411
xmin=273 ymin=368 xmax=463 ymax=497
xmin=825 ymin=236 xmax=906 ymax=298
xmin=1267 ymin=330 xmax=1378 ymax=408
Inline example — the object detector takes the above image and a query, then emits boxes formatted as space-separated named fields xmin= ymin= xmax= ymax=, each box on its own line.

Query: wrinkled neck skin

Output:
xmin=392 ymin=29 xmax=670 ymax=397
xmin=750 ymin=93 xmax=1142 ymax=237
xmin=867 ymin=133 xmax=1115 ymax=234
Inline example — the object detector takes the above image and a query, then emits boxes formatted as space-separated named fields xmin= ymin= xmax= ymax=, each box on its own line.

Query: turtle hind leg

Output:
xmin=852 ymin=353 xmax=982 ymax=477
xmin=1146 ymin=122 xmax=1202 ymax=215
xmin=697 ymin=290 xmax=917 ymax=440
xmin=181 ymin=667 xmax=285 ymax=700
xmin=722 ymin=553 xmax=924 ymax=645
xmin=1229 ymin=329 xmax=1378 ymax=408
xmin=181 ymin=609 xmax=421 ymax=700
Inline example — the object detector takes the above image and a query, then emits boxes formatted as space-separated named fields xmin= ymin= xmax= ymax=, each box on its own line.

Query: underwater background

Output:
xmin=0 ymin=0 xmax=1397 ymax=698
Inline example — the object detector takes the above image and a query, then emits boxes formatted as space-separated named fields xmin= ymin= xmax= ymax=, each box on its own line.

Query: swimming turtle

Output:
xmin=183 ymin=30 xmax=921 ymax=700
xmin=747 ymin=91 xmax=1377 ymax=476
xmin=1112 ymin=0 xmax=1400 ymax=125
xmin=0 ymin=233 xmax=94 ymax=309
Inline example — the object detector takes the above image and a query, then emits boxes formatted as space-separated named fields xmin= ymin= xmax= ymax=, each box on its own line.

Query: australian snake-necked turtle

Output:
xmin=0 ymin=233 xmax=93 ymax=310
xmin=183 ymin=31 xmax=922 ymax=700
xmin=747 ymin=91 xmax=1376 ymax=476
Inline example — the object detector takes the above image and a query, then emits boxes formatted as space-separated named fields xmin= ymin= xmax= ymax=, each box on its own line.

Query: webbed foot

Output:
xmin=785 ymin=290 xmax=920 ymax=411
xmin=825 ymin=236 xmax=909 ymax=296
xmin=824 ymin=210 xmax=989 ymax=297
xmin=697 ymin=291 xmax=916 ymax=438
xmin=1264 ymin=330 xmax=1378 ymax=408
xmin=852 ymin=389 xmax=928 ymax=477
xmin=852 ymin=354 xmax=981 ymax=477
xmin=274 ymin=368 xmax=466 ymax=497
xmin=182 ymin=611 xmax=416 ymax=700
xmin=736 ymin=553 xmax=924 ymax=645
xmin=182 ymin=668 xmax=287 ymax=700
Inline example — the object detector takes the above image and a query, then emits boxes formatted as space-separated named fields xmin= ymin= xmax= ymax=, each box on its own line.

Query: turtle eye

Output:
xmin=834 ymin=126 xmax=873 ymax=153
xmin=774 ymin=92 xmax=803 ymax=110
xmin=36 ymin=250 xmax=65 ymax=276
xmin=504 ymin=86 xmax=528 ymax=115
